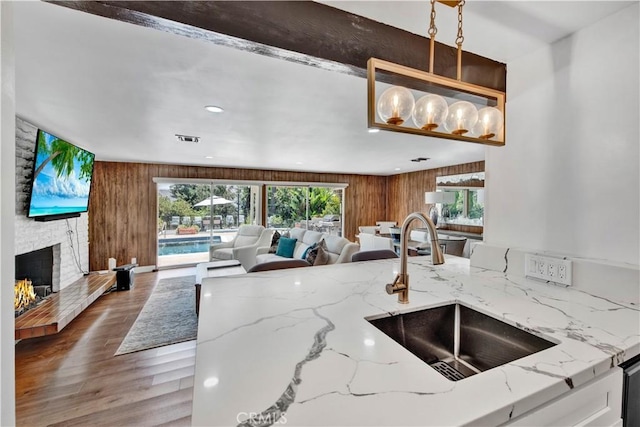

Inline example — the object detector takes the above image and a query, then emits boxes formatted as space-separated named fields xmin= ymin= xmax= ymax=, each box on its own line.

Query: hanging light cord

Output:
xmin=428 ymin=0 xmax=438 ymax=37
xmin=428 ymin=0 xmax=438 ymax=73
xmin=456 ymin=0 xmax=465 ymax=81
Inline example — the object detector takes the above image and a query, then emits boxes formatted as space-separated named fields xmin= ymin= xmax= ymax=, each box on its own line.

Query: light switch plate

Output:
xmin=525 ymin=253 xmax=572 ymax=286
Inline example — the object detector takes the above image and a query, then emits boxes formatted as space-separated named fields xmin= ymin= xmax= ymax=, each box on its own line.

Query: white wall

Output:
xmin=0 ymin=2 xmax=16 ymax=425
xmin=485 ymin=3 xmax=640 ymax=266
xmin=15 ymin=118 xmax=90 ymax=291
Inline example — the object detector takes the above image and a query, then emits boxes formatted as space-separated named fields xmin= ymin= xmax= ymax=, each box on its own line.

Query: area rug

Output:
xmin=115 ymin=275 xmax=197 ymax=355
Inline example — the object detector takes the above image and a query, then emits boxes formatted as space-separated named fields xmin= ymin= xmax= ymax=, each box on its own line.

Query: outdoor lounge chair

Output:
xmin=212 ymin=215 xmax=222 ymax=229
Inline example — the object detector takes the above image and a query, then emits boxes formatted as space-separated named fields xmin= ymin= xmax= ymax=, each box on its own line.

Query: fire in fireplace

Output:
xmin=15 ymin=246 xmax=55 ymax=317
xmin=15 ymin=279 xmax=37 ymax=314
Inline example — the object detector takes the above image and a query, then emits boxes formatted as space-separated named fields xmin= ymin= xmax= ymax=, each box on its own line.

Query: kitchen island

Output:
xmin=192 ymin=255 xmax=639 ymax=426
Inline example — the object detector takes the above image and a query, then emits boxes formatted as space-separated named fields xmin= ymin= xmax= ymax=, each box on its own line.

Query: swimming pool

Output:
xmin=158 ymin=236 xmax=222 ymax=256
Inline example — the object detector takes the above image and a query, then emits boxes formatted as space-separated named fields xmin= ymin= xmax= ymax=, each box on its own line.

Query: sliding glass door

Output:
xmin=266 ymin=185 xmax=344 ymax=236
xmin=156 ymin=180 xmax=344 ymax=268
xmin=156 ymin=182 xmax=257 ymax=268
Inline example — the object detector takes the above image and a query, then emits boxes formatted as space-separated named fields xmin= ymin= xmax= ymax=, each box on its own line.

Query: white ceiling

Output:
xmin=14 ymin=1 xmax=633 ymax=176
xmin=321 ymin=1 xmax=634 ymax=64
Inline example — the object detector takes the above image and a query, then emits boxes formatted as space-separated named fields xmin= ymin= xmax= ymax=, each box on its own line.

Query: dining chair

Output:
xmin=351 ymin=249 xmax=399 ymax=262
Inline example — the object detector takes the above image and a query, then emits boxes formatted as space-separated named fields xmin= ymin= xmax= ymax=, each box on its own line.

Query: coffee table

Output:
xmin=194 ymin=260 xmax=246 ymax=315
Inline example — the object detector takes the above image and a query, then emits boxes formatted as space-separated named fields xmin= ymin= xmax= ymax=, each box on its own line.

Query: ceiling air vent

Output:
xmin=175 ymin=134 xmax=200 ymax=143
xmin=411 ymin=157 xmax=430 ymax=162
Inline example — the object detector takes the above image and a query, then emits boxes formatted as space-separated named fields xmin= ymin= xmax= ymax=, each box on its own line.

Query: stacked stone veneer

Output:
xmin=14 ymin=118 xmax=89 ymax=292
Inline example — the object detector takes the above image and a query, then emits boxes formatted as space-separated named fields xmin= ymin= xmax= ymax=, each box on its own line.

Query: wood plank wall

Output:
xmin=89 ymin=161 xmax=483 ymax=271
xmin=386 ymin=161 xmax=485 ymax=229
xmin=88 ymin=162 xmax=387 ymax=270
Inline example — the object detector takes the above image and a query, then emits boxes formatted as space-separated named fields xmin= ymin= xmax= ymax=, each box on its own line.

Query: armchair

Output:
xmin=209 ymin=225 xmax=274 ymax=270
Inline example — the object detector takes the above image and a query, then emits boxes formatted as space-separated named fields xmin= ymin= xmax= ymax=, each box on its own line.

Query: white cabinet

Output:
xmin=507 ymin=367 xmax=623 ymax=426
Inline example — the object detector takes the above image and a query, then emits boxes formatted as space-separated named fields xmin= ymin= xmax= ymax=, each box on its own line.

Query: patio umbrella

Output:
xmin=194 ymin=195 xmax=235 ymax=207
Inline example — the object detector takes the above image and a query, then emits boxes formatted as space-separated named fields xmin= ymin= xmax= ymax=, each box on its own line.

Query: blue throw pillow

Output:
xmin=301 ymin=242 xmax=317 ymax=260
xmin=305 ymin=239 xmax=325 ymax=265
xmin=275 ymin=237 xmax=297 ymax=258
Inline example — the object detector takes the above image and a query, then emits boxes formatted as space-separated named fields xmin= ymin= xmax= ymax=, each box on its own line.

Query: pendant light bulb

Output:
xmin=377 ymin=86 xmax=415 ymax=126
xmin=473 ymin=106 xmax=503 ymax=139
xmin=444 ymin=101 xmax=478 ymax=135
xmin=412 ymin=94 xmax=448 ymax=131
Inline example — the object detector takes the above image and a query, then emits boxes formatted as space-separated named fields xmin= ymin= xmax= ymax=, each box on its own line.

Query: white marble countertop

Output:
xmin=192 ymin=256 xmax=640 ymax=426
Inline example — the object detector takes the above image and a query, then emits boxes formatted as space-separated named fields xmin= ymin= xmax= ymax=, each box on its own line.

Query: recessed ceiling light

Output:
xmin=368 ymin=128 xmax=380 ymax=133
xmin=204 ymin=105 xmax=224 ymax=113
xmin=394 ymin=168 xmax=401 ymax=171
xmin=203 ymin=377 xmax=219 ymax=388
xmin=295 ymin=161 xmax=303 ymax=165
xmin=204 ymin=156 xmax=214 ymax=159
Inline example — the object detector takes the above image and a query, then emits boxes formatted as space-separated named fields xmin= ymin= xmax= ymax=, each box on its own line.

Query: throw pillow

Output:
xmin=313 ymin=242 xmax=330 ymax=266
xmin=301 ymin=242 xmax=317 ymax=260
xmin=275 ymin=237 xmax=297 ymax=258
xmin=305 ymin=239 xmax=324 ymax=265
xmin=268 ymin=231 xmax=281 ymax=254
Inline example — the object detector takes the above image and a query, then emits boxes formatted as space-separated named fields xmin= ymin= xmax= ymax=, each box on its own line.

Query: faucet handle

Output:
xmin=386 ymin=274 xmax=407 ymax=295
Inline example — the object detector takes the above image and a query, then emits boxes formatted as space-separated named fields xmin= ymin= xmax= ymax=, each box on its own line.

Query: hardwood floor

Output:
xmin=15 ymin=267 xmax=197 ymax=427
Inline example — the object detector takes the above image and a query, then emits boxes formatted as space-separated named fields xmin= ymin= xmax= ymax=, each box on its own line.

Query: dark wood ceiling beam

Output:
xmin=47 ymin=1 xmax=506 ymax=92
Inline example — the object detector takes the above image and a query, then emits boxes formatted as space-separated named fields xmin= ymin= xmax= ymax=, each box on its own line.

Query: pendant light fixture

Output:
xmin=377 ymin=86 xmax=415 ymax=125
xmin=474 ymin=106 xmax=504 ymax=139
xmin=413 ymin=94 xmax=449 ymax=131
xmin=367 ymin=0 xmax=506 ymax=146
xmin=445 ymin=101 xmax=478 ymax=135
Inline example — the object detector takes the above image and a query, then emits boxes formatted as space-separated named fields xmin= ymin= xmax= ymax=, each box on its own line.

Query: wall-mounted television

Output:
xmin=27 ymin=130 xmax=95 ymax=221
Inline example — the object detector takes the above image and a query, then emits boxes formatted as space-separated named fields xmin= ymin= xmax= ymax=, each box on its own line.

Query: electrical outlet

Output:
xmin=548 ymin=263 xmax=556 ymax=278
xmin=538 ymin=259 xmax=546 ymax=276
xmin=558 ymin=264 xmax=567 ymax=280
xmin=525 ymin=254 xmax=572 ymax=286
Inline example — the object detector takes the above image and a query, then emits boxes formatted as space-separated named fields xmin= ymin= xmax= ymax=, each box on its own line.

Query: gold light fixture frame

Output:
xmin=366 ymin=0 xmax=506 ymax=147
xmin=367 ymin=59 xmax=506 ymax=146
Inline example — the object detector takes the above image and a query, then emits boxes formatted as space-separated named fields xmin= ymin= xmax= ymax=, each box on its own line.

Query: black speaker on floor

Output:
xmin=114 ymin=264 xmax=136 ymax=291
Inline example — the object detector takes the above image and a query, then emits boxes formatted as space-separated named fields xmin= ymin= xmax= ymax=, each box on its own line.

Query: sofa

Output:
xmin=254 ymin=227 xmax=359 ymax=267
xmin=209 ymin=225 xmax=274 ymax=270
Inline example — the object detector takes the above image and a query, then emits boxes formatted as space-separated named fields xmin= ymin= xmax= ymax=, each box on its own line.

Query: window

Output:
xmin=437 ymin=172 xmax=484 ymax=226
xmin=266 ymin=185 xmax=344 ymax=236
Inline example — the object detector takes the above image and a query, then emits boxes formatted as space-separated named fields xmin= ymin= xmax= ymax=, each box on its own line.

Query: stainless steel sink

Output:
xmin=367 ymin=304 xmax=556 ymax=381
